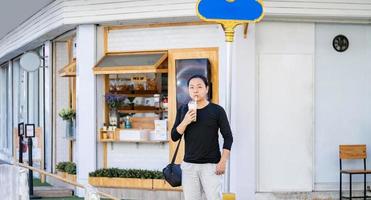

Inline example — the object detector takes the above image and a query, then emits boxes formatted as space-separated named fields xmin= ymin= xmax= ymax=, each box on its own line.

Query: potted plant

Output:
xmin=56 ymin=161 xmax=76 ymax=182
xmin=56 ymin=162 xmax=68 ymax=178
xmin=58 ymin=108 xmax=76 ymax=140
xmin=65 ymin=162 xmax=77 ymax=182
xmin=104 ymin=93 xmax=126 ymax=128
xmin=89 ymin=168 xmax=154 ymax=189
xmin=88 ymin=168 xmax=181 ymax=190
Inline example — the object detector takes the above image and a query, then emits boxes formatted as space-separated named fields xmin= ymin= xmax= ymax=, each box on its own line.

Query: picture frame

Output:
xmin=25 ymin=124 xmax=35 ymax=138
xmin=175 ymin=58 xmax=211 ymax=109
xmin=18 ymin=122 xmax=24 ymax=136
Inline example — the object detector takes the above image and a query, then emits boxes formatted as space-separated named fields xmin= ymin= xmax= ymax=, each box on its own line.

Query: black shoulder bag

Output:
xmin=162 ymin=105 xmax=187 ymax=187
xmin=162 ymin=136 xmax=183 ymax=187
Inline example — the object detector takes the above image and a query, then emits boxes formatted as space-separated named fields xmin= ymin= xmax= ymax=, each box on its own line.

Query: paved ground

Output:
xmin=0 ymin=159 xmax=10 ymax=165
xmin=38 ymin=197 xmax=82 ymax=200
xmin=34 ymin=178 xmax=52 ymax=187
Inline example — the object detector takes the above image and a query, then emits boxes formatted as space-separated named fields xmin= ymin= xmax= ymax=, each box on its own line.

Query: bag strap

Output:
xmin=170 ymin=104 xmax=187 ymax=164
xmin=171 ymin=136 xmax=182 ymax=164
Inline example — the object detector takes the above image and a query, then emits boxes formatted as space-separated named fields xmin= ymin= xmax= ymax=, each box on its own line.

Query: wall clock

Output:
xmin=333 ymin=35 xmax=349 ymax=52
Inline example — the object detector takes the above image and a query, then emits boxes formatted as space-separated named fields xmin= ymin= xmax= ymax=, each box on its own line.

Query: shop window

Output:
xmin=56 ymin=36 xmax=77 ymax=163
xmin=0 ymin=64 xmax=10 ymax=152
xmin=12 ymin=47 xmax=46 ymax=176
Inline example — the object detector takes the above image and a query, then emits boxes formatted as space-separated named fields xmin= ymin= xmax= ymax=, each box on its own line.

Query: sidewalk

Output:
xmin=0 ymin=159 xmax=10 ymax=165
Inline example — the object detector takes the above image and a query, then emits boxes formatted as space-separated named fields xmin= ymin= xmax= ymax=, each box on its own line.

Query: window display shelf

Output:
xmin=118 ymin=109 xmax=162 ymax=113
xmin=109 ymin=93 xmax=159 ymax=97
xmin=100 ymin=140 xmax=168 ymax=144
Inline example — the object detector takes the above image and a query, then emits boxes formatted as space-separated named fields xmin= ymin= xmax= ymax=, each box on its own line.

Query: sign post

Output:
xmin=196 ymin=0 xmax=264 ymax=195
xmin=18 ymin=122 xmax=24 ymax=163
xmin=25 ymin=124 xmax=40 ymax=199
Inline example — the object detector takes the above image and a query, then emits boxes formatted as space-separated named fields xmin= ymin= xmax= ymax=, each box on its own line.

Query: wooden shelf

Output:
xmin=118 ymin=109 xmax=162 ymax=113
xmin=117 ymin=140 xmax=168 ymax=144
xmin=100 ymin=129 xmax=116 ymax=132
xmin=99 ymin=139 xmax=168 ymax=144
xmin=99 ymin=128 xmax=119 ymax=141
xmin=110 ymin=93 xmax=159 ymax=97
xmin=99 ymin=139 xmax=117 ymax=142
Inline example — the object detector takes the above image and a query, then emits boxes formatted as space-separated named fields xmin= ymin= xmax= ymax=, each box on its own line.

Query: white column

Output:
xmin=230 ymin=24 xmax=257 ymax=199
xmin=75 ymin=24 xmax=96 ymax=196
xmin=44 ymin=41 xmax=53 ymax=173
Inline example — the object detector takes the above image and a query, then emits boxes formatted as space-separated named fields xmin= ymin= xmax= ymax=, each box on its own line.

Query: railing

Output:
xmin=16 ymin=162 xmax=119 ymax=200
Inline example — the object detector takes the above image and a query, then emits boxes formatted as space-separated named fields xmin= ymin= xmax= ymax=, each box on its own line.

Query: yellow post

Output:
xmin=223 ymin=193 xmax=236 ymax=200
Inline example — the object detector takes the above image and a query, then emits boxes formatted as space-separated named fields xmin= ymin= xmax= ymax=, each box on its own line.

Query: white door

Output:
xmin=258 ymin=54 xmax=314 ymax=191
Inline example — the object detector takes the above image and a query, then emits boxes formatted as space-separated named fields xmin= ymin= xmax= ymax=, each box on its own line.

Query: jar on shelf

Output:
xmin=154 ymin=94 xmax=160 ymax=108
xmin=102 ymin=132 xmax=108 ymax=140
xmin=124 ymin=116 xmax=132 ymax=129
xmin=162 ymin=96 xmax=168 ymax=110
xmin=109 ymin=79 xmax=116 ymax=92
xmin=147 ymin=78 xmax=157 ymax=91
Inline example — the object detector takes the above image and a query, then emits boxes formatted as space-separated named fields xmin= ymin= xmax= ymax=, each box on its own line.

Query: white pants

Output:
xmin=181 ymin=162 xmax=223 ymax=200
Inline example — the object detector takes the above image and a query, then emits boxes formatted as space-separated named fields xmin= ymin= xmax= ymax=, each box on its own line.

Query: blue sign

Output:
xmin=197 ymin=0 xmax=264 ymax=22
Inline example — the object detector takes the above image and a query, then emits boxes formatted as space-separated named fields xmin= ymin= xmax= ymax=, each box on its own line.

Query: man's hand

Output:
xmin=176 ymin=109 xmax=196 ymax=135
xmin=216 ymin=160 xmax=226 ymax=175
xmin=182 ymin=109 xmax=196 ymax=125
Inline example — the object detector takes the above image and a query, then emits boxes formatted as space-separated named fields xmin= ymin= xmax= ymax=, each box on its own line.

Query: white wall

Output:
xmin=315 ymin=24 xmax=371 ymax=189
xmin=229 ymin=24 xmax=258 ymax=200
xmin=75 ymin=25 xmax=97 ymax=195
xmin=256 ymin=22 xmax=315 ymax=192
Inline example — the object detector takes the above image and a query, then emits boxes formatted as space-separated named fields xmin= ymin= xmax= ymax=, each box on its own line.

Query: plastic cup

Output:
xmin=188 ymin=100 xmax=197 ymax=122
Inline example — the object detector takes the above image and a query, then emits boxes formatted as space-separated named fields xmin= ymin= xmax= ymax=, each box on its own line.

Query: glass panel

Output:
xmin=13 ymin=59 xmax=28 ymax=124
xmin=28 ymin=70 xmax=40 ymax=126
xmin=12 ymin=46 xmax=45 ymax=161
xmin=0 ymin=65 xmax=8 ymax=151
xmin=98 ymin=53 xmax=165 ymax=67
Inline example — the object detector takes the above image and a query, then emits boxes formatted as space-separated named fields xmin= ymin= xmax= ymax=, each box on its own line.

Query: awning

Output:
xmin=93 ymin=51 xmax=168 ymax=75
xmin=58 ymin=60 xmax=76 ymax=77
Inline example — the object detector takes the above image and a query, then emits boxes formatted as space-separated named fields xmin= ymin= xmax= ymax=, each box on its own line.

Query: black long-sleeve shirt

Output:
xmin=171 ymin=103 xmax=233 ymax=164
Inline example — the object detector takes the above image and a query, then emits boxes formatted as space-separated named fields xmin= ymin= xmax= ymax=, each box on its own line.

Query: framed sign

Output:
xmin=25 ymin=124 xmax=35 ymax=138
xmin=175 ymin=58 xmax=211 ymax=109
xmin=13 ymin=127 xmax=43 ymax=162
xmin=18 ymin=122 xmax=24 ymax=136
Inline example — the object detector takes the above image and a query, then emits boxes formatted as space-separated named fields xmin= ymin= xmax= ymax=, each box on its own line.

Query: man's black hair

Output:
xmin=187 ymin=75 xmax=209 ymax=87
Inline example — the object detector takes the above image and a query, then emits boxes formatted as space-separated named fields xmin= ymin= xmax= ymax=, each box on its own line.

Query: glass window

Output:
xmin=0 ymin=63 xmax=11 ymax=154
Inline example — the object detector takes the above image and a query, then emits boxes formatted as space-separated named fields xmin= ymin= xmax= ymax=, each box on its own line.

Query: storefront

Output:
xmin=0 ymin=44 xmax=52 ymax=177
xmin=70 ymin=23 xmax=248 ymax=198
xmin=1 ymin=1 xmax=371 ymax=200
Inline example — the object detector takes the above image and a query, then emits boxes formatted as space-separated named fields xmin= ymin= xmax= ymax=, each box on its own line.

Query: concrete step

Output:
xmin=256 ymin=191 xmax=371 ymax=200
xmin=34 ymin=186 xmax=73 ymax=198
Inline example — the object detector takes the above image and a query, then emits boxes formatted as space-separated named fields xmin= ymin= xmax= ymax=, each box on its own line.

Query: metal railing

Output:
xmin=16 ymin=162 xmax=119 ymax=200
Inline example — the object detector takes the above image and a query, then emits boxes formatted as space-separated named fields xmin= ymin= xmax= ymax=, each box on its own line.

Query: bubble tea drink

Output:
xmin=188 ymin=99 xmax=197 ymax=122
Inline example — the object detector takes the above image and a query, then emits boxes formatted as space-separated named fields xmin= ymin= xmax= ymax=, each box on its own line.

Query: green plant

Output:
xmin=89 ymin=168 xmax=164 ymax=179
xmin=58 ymin=108 xmax=76 ymax=120
xmin=56 ymin=161 xmax=76 ymax=174
xmin=65 ymin=162 xmax=76 ymax=175
xmin=56 ymin=162 xmax=68 ymax=172
xmin=105 ymin=93 xmax=127 ymax=109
